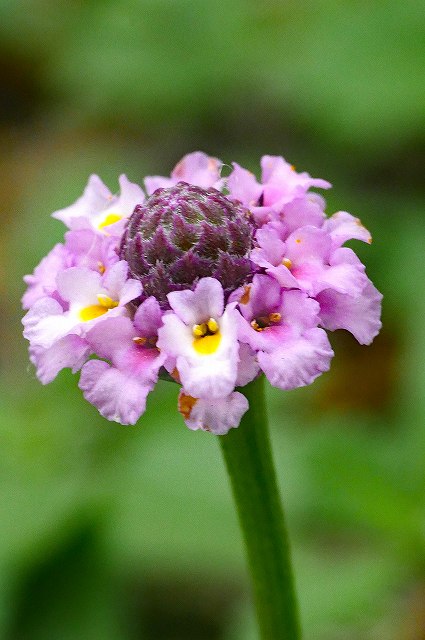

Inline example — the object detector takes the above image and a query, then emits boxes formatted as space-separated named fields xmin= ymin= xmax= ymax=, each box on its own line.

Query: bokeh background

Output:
xmin=1 ymin=1 xmax=424 ymax=638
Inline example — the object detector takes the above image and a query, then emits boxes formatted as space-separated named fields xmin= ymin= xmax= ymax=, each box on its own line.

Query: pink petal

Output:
xmin=167 ymin=277 xmax=224 ymax=326
xmin=227 ymin=162 xmax=262 ymax=207
xmin=236 ymin=343 xmax=260 ymax=387
xmin=258 ymin=328 xmax=334 ymax=390
xmin=238 ymin=274 xmax=281 ymax=322
xmin=57 ymin=267 xmax=102 ymax=305
xmin=64 ymin=229 xmax=119 ymax=272
xmin=156 ymin=313 xmax=193 ymax=359
xmin=133 ymin=297 xmax=163 ymax=337
xmin=317 ymin=280 xmax=383 ymax=345
xmin=175 ymin=306 xmax=239 ymax=399
xmin=285 ymin=226 xmax=332 ymax=264
xmin=113 ymin=174 xmax=145 ymax=212
xmin=324 ymin=211 xmax=372 ymax=248
xmin=179 ymin=390 xmax=249 ymax=435
xmin=30 ymin=335 xmax=91 ymax=384
xmin=52 ymin=175 xmax=111 ymax=229
xmin=144 ymin=152 xmax=223 ymax=195
xmin=22 ymin=243 xmax=72 ymax=309
xmin=85 ymin=316 xmax=136 ymax=360
xmin=254 ymin=225 xmax=286 ymax=266
xmin=281 ymin=196 xmax=326 ymax=233
xmin=171 ymin=151 xmax=223 ymax=189
xmin=144 ymin=176 xmax=175 ymax=196
xmin=79 ymin=360 xmax=150 ymax=425
xmin=265 ymin=264 xmax=299 ymax=289
xmin=22 ymin=297 xmax=75 ymax=348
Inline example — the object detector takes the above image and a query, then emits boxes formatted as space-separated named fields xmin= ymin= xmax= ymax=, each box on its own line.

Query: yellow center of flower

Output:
xmin=98 ymin=213 xmax=122 ymax=230
xmin=79 ymin=294 xmax=119 ymax=321
xmin=192 ymin=317 xmax=222 ymax=355
xmin=133 ymin=336 xmax=157 ymax=347
xmin=251 ymin=312 xmax=281 ymax=332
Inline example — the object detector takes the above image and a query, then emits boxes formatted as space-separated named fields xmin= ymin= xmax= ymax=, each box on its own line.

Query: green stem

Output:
xmin=219 ymin=375 xmax=301 ymax=639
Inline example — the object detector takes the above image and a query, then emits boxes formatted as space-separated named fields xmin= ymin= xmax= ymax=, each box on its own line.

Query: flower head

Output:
xmin=22 ymin=151 xmax=382 ymax=432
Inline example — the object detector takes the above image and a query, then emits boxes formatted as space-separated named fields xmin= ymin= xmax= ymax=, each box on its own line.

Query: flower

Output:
xmin=144 ymin=151 xmax=223 ymax=195
xmin=52 ymin=174 xmax=145 ymax=236
xmin=237 ymin=275 xmax=334 ymax=389
xmin=156 ymin=277 xmax=240 ymax=399
xmin=22 ymin=151 xmax=382 ymax=432
xmin=79 ymin=297 xmax=167 ymax=424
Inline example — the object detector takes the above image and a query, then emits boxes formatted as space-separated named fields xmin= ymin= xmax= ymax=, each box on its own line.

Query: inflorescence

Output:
xmin=22 ymin=152 xmax=382 ymax=433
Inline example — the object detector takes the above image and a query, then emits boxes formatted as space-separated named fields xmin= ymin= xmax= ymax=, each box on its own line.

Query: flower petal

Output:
xmin=133 ymin=297 xmax=163 ymax=337
xmin=171 ymin=152 xmax=223 ymax=189
xmin=227 ymin=162 xmax=262 ymax=207
xmin=282 ymin=196 xmax=326 ymax=233
xmin=22 ymin=297 xmax=75 ymax=348
xmin=57 ymin=267 xmax=102 ymax=306
xmin=29 ymin=335 xmax=91 ymax=384
xmin=317 ymin=280 xmax=383 ymax=345
xmin=178 ymin=390 xmax=249 ymax=435
xmin=257 ymin=328 xmax=334 ymax=389
xmin=52 ymin=175 xmax=111 ymax=229
xmin=79 ymin=360 xmax=150 ymax=425
xmin=167 ymin=277 xmax=224 ymax=326
xmin=22 ymin=243 xmax=72 ymax=309
xmin=145 ymin=152 xmax=223 ymax=195
xmin=324 ymin=211 xmax=372 ymax=248
xmin=236 ymin=343 xmax=260 ymax=387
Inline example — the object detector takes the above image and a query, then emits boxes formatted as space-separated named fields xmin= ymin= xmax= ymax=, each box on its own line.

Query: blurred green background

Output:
xmin=1 ymin=1 xmax=424 ymax=638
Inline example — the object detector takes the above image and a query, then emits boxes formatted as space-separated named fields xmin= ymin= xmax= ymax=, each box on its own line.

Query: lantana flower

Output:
xmin=22 ymin=151 xmax=382 ymax=433
xmin=52 ymin=174 xmax=145 ymax=236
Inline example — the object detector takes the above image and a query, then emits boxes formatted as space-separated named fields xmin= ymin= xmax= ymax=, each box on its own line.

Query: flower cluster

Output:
xmin=22 ymin=152 xmax=382 ymax=434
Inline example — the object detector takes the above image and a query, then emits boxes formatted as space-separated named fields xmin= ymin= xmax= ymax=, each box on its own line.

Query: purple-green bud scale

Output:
xmin=119 ymin=182 xmax=256 ymax=307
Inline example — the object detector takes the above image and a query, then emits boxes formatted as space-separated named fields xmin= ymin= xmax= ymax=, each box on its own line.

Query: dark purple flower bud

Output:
xmin=120 ymin=182 xmax=256 ymax=307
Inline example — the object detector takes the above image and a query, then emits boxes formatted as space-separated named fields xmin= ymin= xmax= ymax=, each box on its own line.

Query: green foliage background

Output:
xmin=1 ymin=1 xmax=424 ymax=638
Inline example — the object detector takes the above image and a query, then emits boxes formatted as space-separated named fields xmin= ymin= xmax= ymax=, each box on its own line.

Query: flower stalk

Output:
xmin=220 ymin=375 xmax=301 ymax=640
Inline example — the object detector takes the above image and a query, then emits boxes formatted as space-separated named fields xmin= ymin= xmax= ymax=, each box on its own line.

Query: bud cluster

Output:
xmin=120 ymin=182 xmax=255 ymax=306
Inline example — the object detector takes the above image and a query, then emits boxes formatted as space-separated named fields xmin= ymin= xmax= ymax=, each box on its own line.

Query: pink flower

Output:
xmin=23 ymin=261 xmax=141 ymax=351
xmin=79 ymin=298 xmax=166 ymax=424
xmin=52 ymin=174 xmax=145 ymax=236
xmin=22 ymin=229 xmax=119 ymax=310
xmin=227 ymin=156 xmax=331 ymax=224
xmin=157 ymin=278 xmax=240 ymax=399
xmin=144 ymin=151 xmax=223 ymax=195
xmin=253 ymin=224 xmax=368 ymax=298
xmin=237 ymin=275 xmax=334 ymax=389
